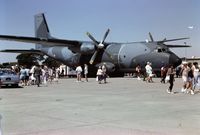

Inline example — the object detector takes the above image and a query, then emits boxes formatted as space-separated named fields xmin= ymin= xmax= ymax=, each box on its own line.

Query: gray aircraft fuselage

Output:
xmin=39 ymin=41 xmax=181 ymax=76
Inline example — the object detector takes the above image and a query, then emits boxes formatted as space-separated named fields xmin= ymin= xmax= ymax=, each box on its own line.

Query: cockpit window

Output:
xmin=162 ymin=48 xmax=166 ymax=52
xmin=157 ymin=48 xmax=162 ymax=52
xmin=156 ymin=48 xmax=166 ymax=53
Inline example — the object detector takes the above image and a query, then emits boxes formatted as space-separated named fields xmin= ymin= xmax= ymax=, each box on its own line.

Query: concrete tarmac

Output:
xmin=0 ymin=78 xmax=200 ymax=135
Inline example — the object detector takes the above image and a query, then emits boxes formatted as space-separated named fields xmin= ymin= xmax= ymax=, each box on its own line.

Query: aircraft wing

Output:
xmin=0 ymin=49 xmax=43 ymax=54
xmin=0 ymin=35 xmax=81 ymax=47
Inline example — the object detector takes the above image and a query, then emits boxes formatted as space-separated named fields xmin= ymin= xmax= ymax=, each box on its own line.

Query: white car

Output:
xmin=0 ymin=69 xmax=20 ymax=87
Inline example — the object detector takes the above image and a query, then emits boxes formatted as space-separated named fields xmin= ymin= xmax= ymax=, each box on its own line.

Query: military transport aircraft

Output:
xmin=0 ymin=13 xmax=190 ymax=76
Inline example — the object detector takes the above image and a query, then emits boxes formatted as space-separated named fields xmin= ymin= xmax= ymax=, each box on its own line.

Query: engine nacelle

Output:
xmin=80 ymin=43 xmax=95 ymax=54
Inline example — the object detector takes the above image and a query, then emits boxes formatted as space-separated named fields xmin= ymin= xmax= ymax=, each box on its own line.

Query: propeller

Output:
xmin=86 ymin=29 xmax=110 ymax=64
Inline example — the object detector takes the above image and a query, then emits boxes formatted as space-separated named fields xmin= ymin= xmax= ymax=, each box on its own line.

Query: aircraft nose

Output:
xmin=169 ymin=54 xmax=182 ymax=67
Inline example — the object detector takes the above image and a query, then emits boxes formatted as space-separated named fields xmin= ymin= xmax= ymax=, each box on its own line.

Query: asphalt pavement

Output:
xmin=0 ymin=77 xmax=200 ymax=135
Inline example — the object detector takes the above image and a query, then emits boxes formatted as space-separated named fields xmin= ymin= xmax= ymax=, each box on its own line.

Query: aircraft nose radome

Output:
xmin=169 ymin=54 xmax=182 ymax=67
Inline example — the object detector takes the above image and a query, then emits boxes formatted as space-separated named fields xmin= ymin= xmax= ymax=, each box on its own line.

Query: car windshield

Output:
xmin=0 ymin=70 xmax=17 ymax=76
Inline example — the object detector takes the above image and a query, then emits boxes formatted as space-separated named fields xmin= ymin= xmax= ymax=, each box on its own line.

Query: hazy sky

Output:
xmin=0 ymin=0 xmax=200 ymax=63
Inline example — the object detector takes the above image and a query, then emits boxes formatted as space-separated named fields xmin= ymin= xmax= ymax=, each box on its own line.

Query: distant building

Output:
xmin=182 ymin=57 xmax=200 ymax=65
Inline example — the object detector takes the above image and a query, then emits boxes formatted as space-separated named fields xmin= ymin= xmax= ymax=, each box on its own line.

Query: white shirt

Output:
xmin=145 ymin=65 xmax=152 ymax=74
xmin=84 ymin=66 xmax=88 ymax=74
xmin=76 ymin=66 xmax=82 ymax=74
xmin=96 ymin=69 xmax=103 ymax=75
xmin=193 ymin=67 xmax=200 ymax=77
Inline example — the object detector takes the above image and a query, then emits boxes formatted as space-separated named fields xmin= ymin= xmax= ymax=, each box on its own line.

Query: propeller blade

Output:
xmin=102 ymin=29 xmax=110 ymax=43
xmin=86 ymin=32 xmax=99 ymax=45
xmin=89 ymin=51 xmax=98 ymax=64
xmin=87 ymin=29 xmax=111 ymax=64
xmin=149 ymin=32 xmax=154 ymax=42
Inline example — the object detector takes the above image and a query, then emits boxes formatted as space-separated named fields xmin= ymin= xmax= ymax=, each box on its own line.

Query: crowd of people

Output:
xmin=0 ymin=63 xmax=109 ymax=87
xmin=2 ymin=61 xmax=200 ymax=96
xmin=75 ymin=63 xmax=108 ymax=84
xmin=74 ymin=61 xmax=200 ymax=96
xmin=135 ymin=61 xmax=200 ymax=95
xmin=74 ymin=61 xmax=200 ymax=95
xmin=180 ymin=61 xmax=200 ymax=95
xmin=159 ymin=61 xmax=200 ymax=95
xmin=10 ymin=64 xmax=60 ymax=87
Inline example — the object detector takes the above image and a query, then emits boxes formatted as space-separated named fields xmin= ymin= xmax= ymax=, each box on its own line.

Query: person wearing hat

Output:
xmin=96 ymin=66 xmax=103 ymax=84
xmin=182 ymin=61 xmax=188 ymax=65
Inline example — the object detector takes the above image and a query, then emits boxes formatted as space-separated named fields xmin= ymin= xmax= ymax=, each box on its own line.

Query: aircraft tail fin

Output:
xmin=34 ymin=13 xmax=51 ymax=49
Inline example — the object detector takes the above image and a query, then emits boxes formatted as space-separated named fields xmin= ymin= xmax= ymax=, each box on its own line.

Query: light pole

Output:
xmin=187 ymin=25 xmax=194 ymax=59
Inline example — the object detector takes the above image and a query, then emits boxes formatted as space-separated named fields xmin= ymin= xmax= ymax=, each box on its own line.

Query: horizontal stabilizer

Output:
xmin=0 ymin=49 xmax=43 ymax=54
xmin=158 ymin=37 xmax=189 ymax=43
xmin=165 ymin=44 xmax=191 ymax=48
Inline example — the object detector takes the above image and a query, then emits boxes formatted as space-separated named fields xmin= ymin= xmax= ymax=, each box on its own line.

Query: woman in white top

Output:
xmin=145 ymin=62 xmax=153 ymax=83
xmin=75 ymin=65 xmax=83 ymax=82
xmin=102 ymin=64 xmax=107 ymax=83
xmin=181 ymin=62 xmax=190 ymax=93
xmin=192 ymin=62 xmax=200 ymax=90
xmin=42 ymin=66 xmax=49 ymax=86
xmin=96 ymin=66 xmax=103 ymax=84
xmin=84 ymin=64 xmax=88 ymax=82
